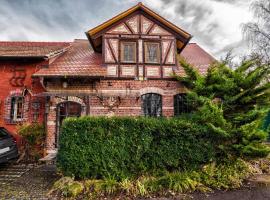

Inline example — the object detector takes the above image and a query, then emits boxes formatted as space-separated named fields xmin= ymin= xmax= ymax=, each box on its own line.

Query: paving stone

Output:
xmin=0 ymin=164 xmax=59 ymax=199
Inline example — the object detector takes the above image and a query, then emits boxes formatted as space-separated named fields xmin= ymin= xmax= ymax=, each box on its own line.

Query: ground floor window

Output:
xmin=141 ymin=93 xmax=162 ymax=117
xmin=10 ymin=96 xmax=24 ymax=121
xmin=174 ymin=93 xmax=190 ymax=116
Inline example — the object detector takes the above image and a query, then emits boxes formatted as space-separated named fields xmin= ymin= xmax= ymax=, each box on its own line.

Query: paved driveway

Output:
xmin=0 ymin=163 xmax=59 ymax=200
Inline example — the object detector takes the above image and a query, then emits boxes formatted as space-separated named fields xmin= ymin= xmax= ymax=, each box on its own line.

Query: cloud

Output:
xmin=0 ymin=0 xmax=254 ymax=60
xmin=144 ymin=0 xmax=253 ymax=60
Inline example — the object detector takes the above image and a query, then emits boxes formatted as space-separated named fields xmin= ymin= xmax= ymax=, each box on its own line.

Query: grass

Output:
xmin=51 ymin=159 xmax=254 ymax=198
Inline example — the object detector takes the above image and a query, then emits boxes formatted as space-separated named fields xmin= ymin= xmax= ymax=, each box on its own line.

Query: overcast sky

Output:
xmin=0 ymin=0 xmax=254 ymax=60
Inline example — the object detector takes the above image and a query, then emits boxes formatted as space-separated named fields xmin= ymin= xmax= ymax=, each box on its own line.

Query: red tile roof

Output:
xmin=33 ymin=40 xmax=214 ymax=77
xmin=0 ymin=41 xmax=71 ymax=58
xmin=33 ymin=39 xmax=106 ymax=77
xmin=179 ymin=43 xmax=216 ymax=75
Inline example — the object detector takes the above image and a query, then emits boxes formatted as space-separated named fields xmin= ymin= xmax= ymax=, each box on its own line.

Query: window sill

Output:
xmin=5 ymin=119 xmax=25 ymax=125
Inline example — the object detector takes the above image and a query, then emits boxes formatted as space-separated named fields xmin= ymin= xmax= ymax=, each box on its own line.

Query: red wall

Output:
xmin=0 ymin=59 xmax=46 ymax=140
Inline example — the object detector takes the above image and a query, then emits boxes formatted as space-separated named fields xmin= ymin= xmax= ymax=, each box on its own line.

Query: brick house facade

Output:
xmin=0 ymin=3 xmax=215 ymax=154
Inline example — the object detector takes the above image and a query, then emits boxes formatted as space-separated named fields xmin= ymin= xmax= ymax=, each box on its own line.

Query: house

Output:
xmin=0 ymin=3 xmax=215 ymax=154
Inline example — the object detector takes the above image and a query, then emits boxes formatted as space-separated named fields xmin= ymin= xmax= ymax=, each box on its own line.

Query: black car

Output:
xmin=0 ymin=127 xmax=19 ymax=164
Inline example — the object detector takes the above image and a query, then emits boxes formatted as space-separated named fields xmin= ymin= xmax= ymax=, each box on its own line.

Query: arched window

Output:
xmin=174 ymin=93 xmax=190 ymax=116
xmin=141 ymin=93 xmax=162 ymax=117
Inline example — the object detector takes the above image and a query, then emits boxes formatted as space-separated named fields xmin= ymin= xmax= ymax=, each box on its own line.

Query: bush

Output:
xmin=52 ymin=159 xmax=252 ymax=198
xmin=51 ymin=177 xmax=84 ymax=197
xmin=17 ymin=123 xmax=45 ymax=161
xmin=57 ymin=117 xmax=216 ymax=180
xmin=18 ymin=123 xmax=45 ymax=146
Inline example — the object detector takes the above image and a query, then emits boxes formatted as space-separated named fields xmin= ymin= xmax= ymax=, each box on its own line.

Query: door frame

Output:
xmin=55 ymin=101 xmax=82 ymax=148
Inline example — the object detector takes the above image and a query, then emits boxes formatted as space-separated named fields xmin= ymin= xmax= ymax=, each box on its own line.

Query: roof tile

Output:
xmin=33 ymin=40 xmax=106 ymax=77
xmin=179 ymin=43 xmax=216 ymax=75
xmin=0 ymin=41 xmax=71 ymax=57
xmin=33 ymin=40 xmax=215 ymax=77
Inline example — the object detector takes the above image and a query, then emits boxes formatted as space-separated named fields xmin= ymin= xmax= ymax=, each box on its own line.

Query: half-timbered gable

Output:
xmin=86 ymin=3 xmax=192 ymax=80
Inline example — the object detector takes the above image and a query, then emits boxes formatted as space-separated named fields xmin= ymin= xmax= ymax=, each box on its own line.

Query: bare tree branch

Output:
xmin=243 ymin=0 xmax=270 ymax=63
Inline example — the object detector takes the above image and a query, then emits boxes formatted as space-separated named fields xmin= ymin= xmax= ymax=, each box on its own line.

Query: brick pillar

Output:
xmin=46 ymin=105 xmax=57 ymax=154
xmin=162 ymin=95 xmax=174 ymax=117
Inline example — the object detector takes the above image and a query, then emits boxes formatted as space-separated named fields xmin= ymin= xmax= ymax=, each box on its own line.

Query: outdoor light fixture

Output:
xmin=107 ymin=81 xmax=112 ymax=86
xmin=45 ymin=103 xmax=50 ymax=114
xmin=62 ymin=81 xmax=68 ymax=88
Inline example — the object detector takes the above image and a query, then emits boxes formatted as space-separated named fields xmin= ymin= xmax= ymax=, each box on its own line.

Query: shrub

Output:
xmin=17 ymin=123 xmax=45 ymax=161
xmin=51 ymin=177 xmax=84 ymax=197
xmin=174 ymin=58 xmax=270 ymax=158
xmin=53 ymin=159 xmax=252 ymax=198
xmin=18 ymin=123 xmax=45 ymax=146
xmin=57 ymin=117 xmax=216 ymax=180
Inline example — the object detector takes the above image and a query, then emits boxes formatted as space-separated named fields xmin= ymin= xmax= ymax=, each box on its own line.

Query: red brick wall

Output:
xmin=0 ymin=60 xmax=46 ymax=140
xmin=44 ymin=79 xmax=185 ymax=153
xmin=89 ymin=79 xmax=184 ymax=117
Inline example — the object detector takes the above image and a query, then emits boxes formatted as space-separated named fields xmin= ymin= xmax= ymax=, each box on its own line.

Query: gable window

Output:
xmin=10 ymin=96 xmax=24 ymax=121
xmin=145 ymin=42 xmax=160 ymax=63
xmin=121 ymin=42 xmax=136 ymax=63
xmin=174 ymin=94 xmax=190 ymax=116
xmin=141 ymin=93 xmax=162 ymax=117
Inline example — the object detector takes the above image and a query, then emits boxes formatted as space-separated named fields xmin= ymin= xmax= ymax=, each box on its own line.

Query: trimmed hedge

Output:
xmin=57 ymin=117 xmax=216 ymax=180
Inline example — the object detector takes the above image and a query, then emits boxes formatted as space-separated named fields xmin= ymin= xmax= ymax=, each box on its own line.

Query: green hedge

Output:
xmin=57 ymin=117 xmax=216 ymax=180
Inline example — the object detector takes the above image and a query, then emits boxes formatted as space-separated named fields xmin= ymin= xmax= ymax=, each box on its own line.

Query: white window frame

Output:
xmin=11 ymin=96 xmax=24 ymax=122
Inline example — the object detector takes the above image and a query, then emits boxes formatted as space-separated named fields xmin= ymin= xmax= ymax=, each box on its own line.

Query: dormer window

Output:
xmin=145 ymin=42 xmax=160 ymax=63
xmin=121 ymin=42 xmax=136 ymax=63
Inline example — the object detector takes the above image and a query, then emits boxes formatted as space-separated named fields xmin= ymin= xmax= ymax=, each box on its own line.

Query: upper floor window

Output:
xmin=174 ymin=94 xmax=190 ymax=116
xmin=141 ymin=93 xmax=162 ymax=117
xmin=121 ymin=41 xmax=136 ymax=63
xmin=145 ymin=42 xmax=160 ymax=63
xmin=10 ymin=96 xmax=24 ymax=121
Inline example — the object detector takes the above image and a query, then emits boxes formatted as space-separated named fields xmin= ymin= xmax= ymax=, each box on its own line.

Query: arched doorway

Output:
xmin=56 ymin=101 xmax=82 ymax=147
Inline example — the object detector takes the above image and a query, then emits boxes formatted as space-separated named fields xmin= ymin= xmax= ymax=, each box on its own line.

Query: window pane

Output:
xmin=141 ymin=93 xmax=162 ymax=117
xmin=145 ymin=43 xmax=159 ymax=63
xmin=10 ymin=97 xmax=15 ymax=120
xmin=16 ymin=97 xmax=23 ymax=119
xmin=148 ymin=44 xmax=158 ymax=62
xmin=10 ymin=96 xmax=24 ymax=121
xmin=122 ymin=42 xmax=135 ymax=62
xmin=174 ymin=94 xmax=189 ymax=116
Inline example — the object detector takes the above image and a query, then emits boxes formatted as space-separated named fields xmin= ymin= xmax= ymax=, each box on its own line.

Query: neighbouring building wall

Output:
xmin=0 ymin=60 xmax=46 ymax=140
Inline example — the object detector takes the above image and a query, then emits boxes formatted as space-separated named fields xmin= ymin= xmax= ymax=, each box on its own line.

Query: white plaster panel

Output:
xmin=121 ymin=66 xmax=135 ymax=76
xmin=108 ymin=23 xmax=130 ymax=34
xmin=127 ymin=15 xmax=139 ymax=33
xmin=138 ymin=39 xmax=143 ymax=63
xmin=139 ymin=66 xmax=144 ymax=77
xmin=150 ymin=24 xmax=171 ymax=35
xmin=162 ymin=41 xmax=170 ymax=63
xmin=166 ymin=42 xmax=175 ymax=64
xmin=142 ymin=16 xmax=153 ymax=34
xmin=163 ymin=67 xmax=173 ymax=77
xmin=107 ymin=65 xmax=118 ymax=76
xmin=105 ymin=39 xmax=115 ymax=63
xmin=146 ymin=66 xmax=160 ymax=77
xmin=109 ymin=39 xmax=118 ymax=62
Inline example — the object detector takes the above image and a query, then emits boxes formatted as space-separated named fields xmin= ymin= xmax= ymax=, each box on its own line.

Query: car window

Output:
xmin=0 ymin=128 xmax=8 ymax=139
